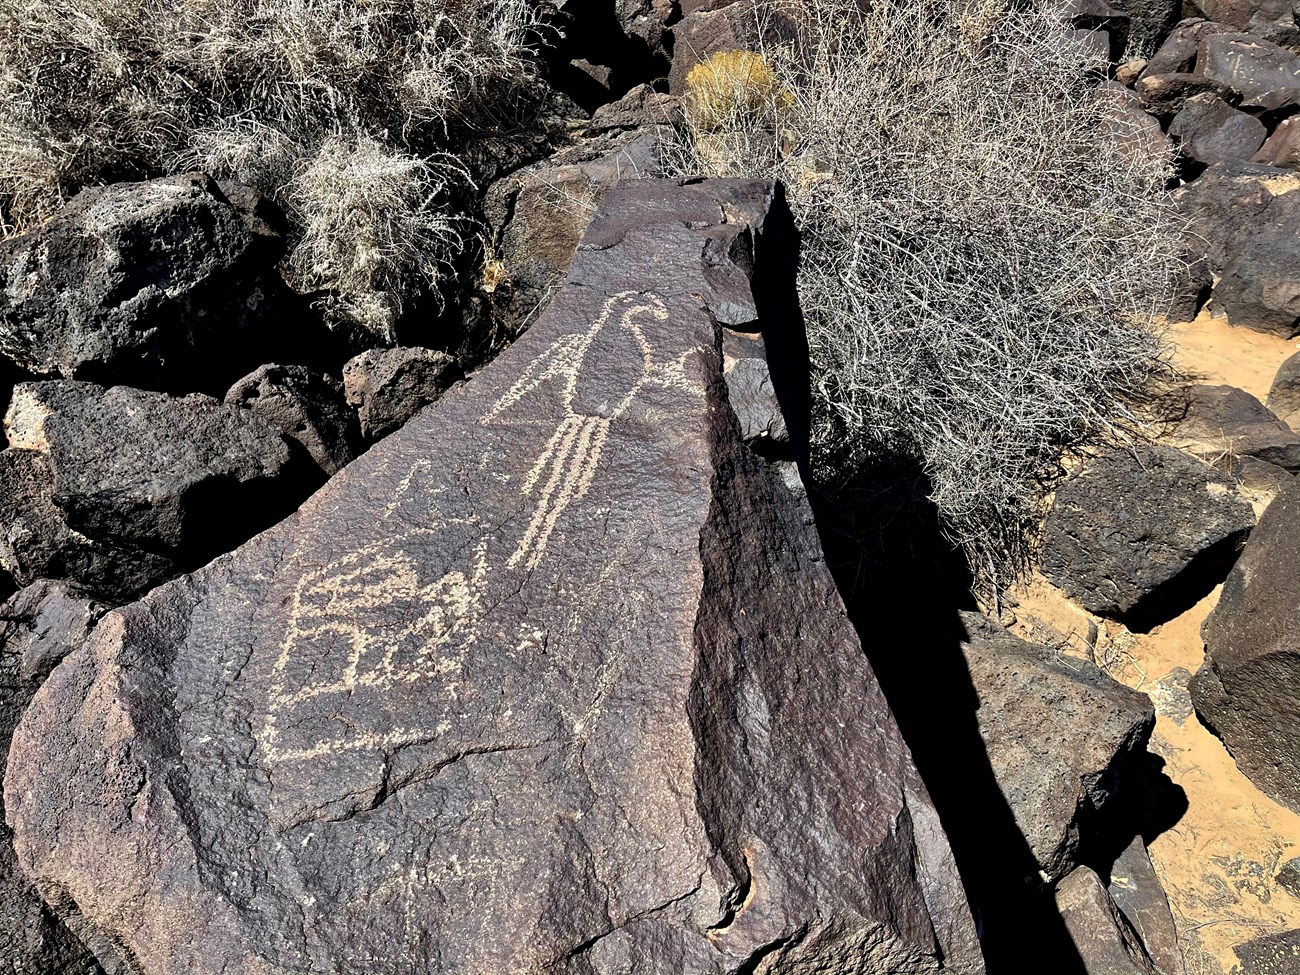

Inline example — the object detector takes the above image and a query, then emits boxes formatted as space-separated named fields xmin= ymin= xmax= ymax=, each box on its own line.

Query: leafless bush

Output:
xmin=0 ymin=0 xmax=546 ymax=340
xmin=671 ymin=0 xmax=1183 ymax=593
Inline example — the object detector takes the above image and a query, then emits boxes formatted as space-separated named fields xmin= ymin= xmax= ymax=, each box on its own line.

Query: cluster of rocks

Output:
xmin=1081 ymin=0 xmax=1300 ymax=333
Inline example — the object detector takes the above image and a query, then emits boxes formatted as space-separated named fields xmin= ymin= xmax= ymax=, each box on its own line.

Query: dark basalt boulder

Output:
xmin=1197 ymin=31 xmax=1300 ymax=112
xmin=4 ymin=180 xmax=984 ymax=975
xmin=1231 ymin=929 xmax=1300 ymax=974
xmin=1107 ymin=837 xmax=1186 ymax=975
xmin=0 ymin=174 xmax=290 ymax=394
xmin=1267 ymin=350 xmax=1300 ymax=430
xmin=1169 ymin=384 xmax=1300 ymax=491
xmin=1254 ymin=116 xmax=1300 ymax=169
xmin=959 ymin=614 xmax=1156 ymax=882
xmin=1174 ymin=161 xmax=1300 ymax=337
xmin=1056 ymin=867 xmax=1160 ymax=975
xmin=342 ymin=347 xmax=461 ymax=442
xmin=0 ymin=381 xmax=310 ymax=601
xmin=1192 ymin=475 xmax=1300 ymax=815
xmin=1168 ymin=93 xmax=1268 ymax=165
xmin=1103 ymin=0 xmax=1179 ymax=49
xmin=1040 ymin=445 xmax=1255 ymax=629
xmin=226 ymin=364 xmax=359 ymax=476
xmin=1187 ymin=0 xmax=1300 ymax=46
xmin=1136 ymin=72 xmax=1235 ymax=118
xmin=0 ymin=582 xmax=104 ymax=975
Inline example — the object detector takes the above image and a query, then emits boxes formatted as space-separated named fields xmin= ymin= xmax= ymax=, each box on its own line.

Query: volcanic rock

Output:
xmin=0 ymin=174 xmax=287 ymax=393
xmin=1108 ymin=837 xmax=1185 ymax=975
xmin=342 ymin=347 xmax=461 ymax=442
xmin=959 ymin=614 xmax=1156 ymax=882
xmin=1190 ymin=0 xmax=1300 ymax=46
xmin=1232 ymin=929 xmax=1300 ymax=974
xmin=1254 ymin=116 xmax=1300 ymax=169
xmin=1198 ymin=31 xmax=1300 ymax=111
xmin=4 ymin=180 xmax=984 ymax=975
xmin=1169 ymin=384 xmax=1300 ymax=492
xmin=0 ymin=582 xmax=103 ymax=975
xmin=1169 ymin=93 xmax=1268 ymax=165
xmin=1 ymin=381 xmax=308 ymax=598
xmin=1174 ymin=161 xmax=1300 ymax=336
xmin=1192 ymin=475 xmax=1300 ymax=814
xmin=1040 ymin=445 xmax=1255 ymax=628
xmin=1056 ymin=866 xmax=1160 ymax=975
xmin=226 ymin=364 xmax=358 ymax=476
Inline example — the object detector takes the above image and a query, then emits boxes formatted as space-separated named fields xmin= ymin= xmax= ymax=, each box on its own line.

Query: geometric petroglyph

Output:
xmin=481 ymin=291 xmax=701 ymax=569
xmin=260 ymin=290 xmax=700 ymax=764
xmin=260 ymin=521 xmax=489 ymax=762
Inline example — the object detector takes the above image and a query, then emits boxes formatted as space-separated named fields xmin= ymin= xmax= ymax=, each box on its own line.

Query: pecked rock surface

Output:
xmin=4 ymin=180 xmax=983 ymax=975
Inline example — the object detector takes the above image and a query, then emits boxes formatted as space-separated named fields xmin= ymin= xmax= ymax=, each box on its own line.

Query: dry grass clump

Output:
xmin=0 ymin=0 xmax=546 ymax=340
xmin=672 ymin=0 xmax=1183 ymax=593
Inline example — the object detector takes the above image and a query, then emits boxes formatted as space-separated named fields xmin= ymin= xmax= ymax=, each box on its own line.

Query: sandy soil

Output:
xmin=1004 ymin=312 xmax=1300 ymax=974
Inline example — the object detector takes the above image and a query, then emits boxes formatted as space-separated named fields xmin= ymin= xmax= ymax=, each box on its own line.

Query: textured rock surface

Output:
xmin=226 ymin=364 xmax=358 ymax=475
xmin=1197 ymin=31 xmax=1300 ymax=112
xmin=1056 ymin=867 xmax=1159 ymax=975
xmin=1266 ymin=350 xmax=1300 ymax=431
xmin=0 ymin=382 xmax=307 ymax=601
xmin=0 ymin=583 xmax=103 ymax=975
xmin=959 ymin=614 xmax=1156 ymax=882
xmin=1168 ymin=93 xmax=1267 ymax=165
xmin=5 ymin=180 xmax=983 ymax=975
xmin=1191 ymin=0 xmax=1300 ymax=46
xmin=1175 ymin=162 xmax=1300 ymax=337
xmin=342 ymin=347 xmax=461 ymax=442
xmin=1170 ymin=383 xmax=1300 ymax=478
xmin=1040 ymin=445 xmax=1255 ymax=628
xmin=0 ymin=174 xmax=285 ymax=392
xmin=1108 ymin=837 xmax=1185 ymax=975
xmin=1192 ymin=475 xmax=1300 ymax=814
xmin=1232 ymin=929 xmax=1300 ymax=974
xmin=1254 ymin=116 xmax=1300 ymax=169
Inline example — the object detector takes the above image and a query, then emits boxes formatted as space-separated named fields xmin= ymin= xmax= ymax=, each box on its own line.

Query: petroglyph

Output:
xmin=482 ymin=291 xmax=701 ymax=569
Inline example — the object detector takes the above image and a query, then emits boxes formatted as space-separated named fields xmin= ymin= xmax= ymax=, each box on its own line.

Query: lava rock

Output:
xmin=669 ymin=0 xmax=779 ymax=93
xmin=588 ymin=83 xmax=680 ymax=134
xmin=1136 ymin=72 xmax=1235 ymax=119
xmin=1098 ymin=82 xmax=1175 ymax=164
xmin=1040 ymin=445 xmax=1255 ymax=628
xmin=1103 ymin=0 xmax=1180 ymax=50
xmin=1254 ymin=116 xmax=1300 ymax=169
xmin=1190 ymin=0 xmax=1300 ymax=48
xmin=1174 ymin=161 xmax=1300 ymax=336
xmin=0 ymin=582 xmax=104 ymax=975
xmin=1141 ymin=19 xmax=1232 ymax=77
xmin=3 ymin=381 xmax=308 ymax=591
xmin=342 ymin=347 xmax=461 ymax=442
xmin=0 ymin=448 xmax=172 ymax=602
xmin=3 ymin=179 xmax=985 ymax=975
xmin=1170 ymin=384 xmax=1300 ymax=479
xmin=1108 ymin=837 xmax=1186 ymax=975
xmin=477 ymin=127 xmax=669 ymax=359
xmin=1232 ymin=929 xmax=1300 ymax=974
xmin=1267 ymin=351 xmax=1300 ymax=431
xmin=1169 ymin=93 xmax=1268 ymax=164
xmin=1056 ymin=866 xmax=1160 ymax=975
xmin=0 ymin=174 xmax=288 ymax=393
xmin=226 ymin=364 xmax=358 ymax=476
xmin=1198 ymin=31 xmax=1300 ymax=112
xmin=1276 ymin=858 xmax=1300 ymax=898
xmin=1192 ymin=475 xmax=1300 ymax=814
xmin=959 ymin=614 xmax=1156 ymax=881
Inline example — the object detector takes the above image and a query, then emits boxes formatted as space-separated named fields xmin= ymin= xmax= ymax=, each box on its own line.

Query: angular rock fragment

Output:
xmin=1169 ymin=384 xmax=1300 ymax=488
xmin=1266 ymin=350 xmax=1300 ymax=431
xmin=0 ymin=174 xmax=290 ymax=392
xmin=0 ymin=381 xmax=309 ymax=600
xmin=0 ymin=583 xmax=104 ymax=975
xmin=1100 ymin=0 xmax=1178 ymax=50
xmin=1198 ymin=31 xmax=1300 ymax=112
xmin=1108 ymin=837 xmax=1185 ymax=975
xmin=226 ymin=364 xmax=358 ymax=476
xmin=1232 ymin=929 xmax=1300 ymax=974
xmin=1168 ymin=93 xmax=1267 ymax=165
xmin=342 ymin=347 xmax=461 ymax=442
xmin=1137 ymin=72 xmax=1234 ymax=119
xmin=4 ymin=180 xmax=984 ymax=975
xmin=1056 ymin=866 xmax=1159 ymax=975
xmin=1190 ymin=0 xmax=1300 ymax=46
xmin=1040 ymin=445 xmax=1255 ymax=628
xmin=959 ymin=614 xmax=1156 ymax=881
xmin=1254 ymin=116 xmax=1300 ymax=170
xmin=1192 ymin=475 xmax=1300 ymax=814
xmin=1174 ymin=161 xmax=1300 ymax=336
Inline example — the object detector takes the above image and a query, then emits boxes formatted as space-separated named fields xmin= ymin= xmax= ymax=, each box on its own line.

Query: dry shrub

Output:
xmin=672 ymin=1 xmax=1184 ymax=593
xmin=0 ymin=0 xmax=546 ymax=340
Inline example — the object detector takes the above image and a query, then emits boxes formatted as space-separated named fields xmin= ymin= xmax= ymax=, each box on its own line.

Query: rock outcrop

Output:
xmin=0 ymin=583 xmax=104 ymax=975
xmin=0 ymin=381 xmax=310 ymax=601
xmin=959 ymin=614 xmax=1156 ymax=882
xmin=1192 ymin=474 xmax=1300 ymax=814
xmin=1040 ymin=445 xmax=1255 ymax=628
xmin=5 ymin=180 xmax=984 ymax=975
xmin=1108 ymin=837 xmax=1185 ymax=975
xmin=0 ymin=174 xmax=291 ymax=393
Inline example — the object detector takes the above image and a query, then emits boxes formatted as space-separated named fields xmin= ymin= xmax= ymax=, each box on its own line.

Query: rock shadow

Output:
xmin=751 ymin=184 xmax=1087 ymax=973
